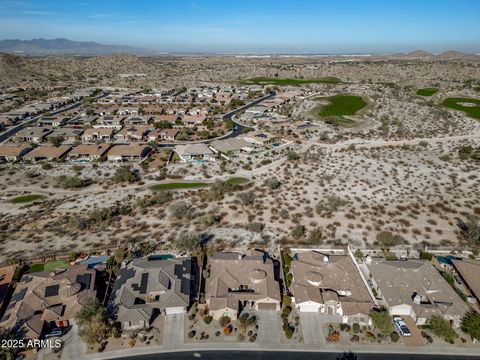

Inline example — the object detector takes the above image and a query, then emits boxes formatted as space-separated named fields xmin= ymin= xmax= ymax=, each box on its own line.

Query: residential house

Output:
xmin=24 ymin=145 xmax=72 ymax=162
xmin=38 ymin=116 xmax=69 ymax=128
xmin=68 ymin=144 xmax=110 ymax=162
xmin=14 ymin=127 xmax=53 ymax=143
xmin=65 ymin=115 xmax=98 ymax=127
xmin=241 ymin=131 xmax=276 ymax=147
xmin=107 ymin=144 xmax=150 ymax=161
xmin=96 ymin=115 xmax=124 ymax=129
xmin=148 ymin=128 xmax=179 ymax=142
xmin=82 ymin=128 xmax=115 ymax=143
xmin=451 ymin=259 xmax=480 ymax=308
xmin=117 ymin=107 xmax=139 ymax=116
xmin=289 ymin=251 xmax=374 ymax=326
xmin=175 ymin=144 xmax=216 ymax=162
xmin=124 ymin=115 xmax=152 ymax=125
xmin=110 ymin=257 xmax=196 ymax=330
xmin=46 ymin=128 xmax=84 ymax=143
xmin=0 ymin=144 xmax=32 ymax=162
xmin=205 ymin=250 xmax=281 ymax=320
xmin=367 ymin=258 xmax=470 ymax=327
xmin=155 ymin=114 xmax=179 ymax=123
xmin=182 ymin=115 xmax=206 ymax=127
xmin=114 ymin=125 xmax=152 ymax=142
xmin=0 ymin=266 xmax=15 ymax=317
xmin=0 ymin=265 xmax=96 ymax=340
xmin=209 ymin=139 xmax=254 ymax=158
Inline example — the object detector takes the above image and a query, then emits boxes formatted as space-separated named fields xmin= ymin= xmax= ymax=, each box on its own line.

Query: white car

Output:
xmin=44 ymin=328 xmax=64 ymax=339
xmin=393 ymin=316 xmax=411 ymax=337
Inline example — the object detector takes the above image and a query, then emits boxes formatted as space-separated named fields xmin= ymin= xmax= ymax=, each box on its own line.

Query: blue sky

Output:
xmin=0 ymin=0 xmax=479 ymax=53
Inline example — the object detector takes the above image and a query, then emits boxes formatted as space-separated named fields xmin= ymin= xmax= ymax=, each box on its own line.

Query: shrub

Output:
xmin=307 ymin=227 xmax=323 ymax=244
xmin=286 ymin=150 xmax=299 ymax=161
xmin=219 ymin=316 xmax=231 ymax=327
xmin=376 ymin=231 xmax=405 ymax=247
xmin=175 ymin=231 xmax=201 ymax=252
xmin=352 ymin=323 xmax=360 ymax=334
xmin=114 ymin=166 xmax=138 ymax=183
xmin=291 ymin=224 xmax=305 ymax=239
xmin=420 ymin=251 xmax=433 ymax=261
xmin=223 ymin=325 xmax=232 ymax=336
xmin=57 ymin=175 xmax=91 ymax=189
xmin=428 ymin=315 xmax=457 ymax=343
xmin=370 ymin=309 xmax=394 ymax=336
xmin=283 ymin=294 xmax=292 ymax=307
xmin=265 ymin=177 xmax=281 ymax=190
xmin=390 ymin=331 xmax=400 ymax=342
xmin=236 ymin=191 xmax=254 ymax=206
xmin=188 ymin=330 xmax=196 ymax=338
xmin=203 ymin=315 xmax=213 ymax=324
xmin=340 ymin=324 xmax=351 ymax=332
xmin=248 ymin=222 xmax=265 ymax=233
xmin=282 ymin=321 xmax=294 ymax=339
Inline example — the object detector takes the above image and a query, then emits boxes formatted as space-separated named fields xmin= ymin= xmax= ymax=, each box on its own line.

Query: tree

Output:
xmin=49 ymin=136 xmax=63 ymax=146
xmin=75 ymin=298 xmax=111 ymax=345
xmin=429 ymin=315 xmax=457 ymax=343
xmin=0 ymin=331 xmax=18 ymax=360
xmin=176 ymin=231 xmax=201 ymax=252
xmin=370 ymin=309 xmax=394 ymax=336
xmin=461 ymin=311 xmax=480 ymax=341
xmin=307 ymin=227 xmax=323 ymax=244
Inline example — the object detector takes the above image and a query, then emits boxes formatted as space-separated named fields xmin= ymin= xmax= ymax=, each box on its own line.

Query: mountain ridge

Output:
xmin=0 ymin=38 xmax=154 ymax=55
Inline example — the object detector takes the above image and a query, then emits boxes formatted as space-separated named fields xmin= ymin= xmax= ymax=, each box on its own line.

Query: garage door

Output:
xmin=165 ymin=306 xmax=185 ymax=315
xmin=299 ymin=303 xmax=320 ymax=312
xmin=257 ymin=302 xmax=277 ymax=310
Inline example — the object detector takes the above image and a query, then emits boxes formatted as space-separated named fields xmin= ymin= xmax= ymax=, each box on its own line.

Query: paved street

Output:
xmin=109 ymin=350 xmax=480 ymax=360
xmin=163 ymin=314 xmax=185 ymax=349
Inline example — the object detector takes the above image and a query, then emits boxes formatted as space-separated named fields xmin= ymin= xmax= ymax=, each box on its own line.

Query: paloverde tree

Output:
xmin=75 ymin=297 xmax=111 ymax=345
xmin=461 ymin=310 xmax=480 ymax=341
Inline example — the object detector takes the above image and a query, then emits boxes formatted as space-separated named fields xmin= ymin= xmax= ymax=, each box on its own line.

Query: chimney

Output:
xmin=323 ymin=255 xmax=329 ymax=262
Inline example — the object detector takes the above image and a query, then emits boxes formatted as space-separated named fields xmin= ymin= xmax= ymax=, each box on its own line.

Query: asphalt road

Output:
xmin=221 ymin=91 xmax=276 ymax=139
xmin=156 ymin=91 xmax=276 ymax=148
xmin=110 ymin=351 xmax=480 ymax=360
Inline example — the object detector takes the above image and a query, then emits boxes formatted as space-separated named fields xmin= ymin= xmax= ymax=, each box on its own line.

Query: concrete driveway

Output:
xmin=163 ymin=313 xmax=185 ymax=349
xmin=256 ymin=310 xmax=281 ymax=344
xmin=299 ymin=312 xmax=327 ymax=345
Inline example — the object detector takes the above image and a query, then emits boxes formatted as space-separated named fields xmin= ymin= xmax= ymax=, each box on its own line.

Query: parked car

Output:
xmin=45 ymin=328 xmax=64 ymax=339
xmin=393 ymin=316 xmax=411 ymax=336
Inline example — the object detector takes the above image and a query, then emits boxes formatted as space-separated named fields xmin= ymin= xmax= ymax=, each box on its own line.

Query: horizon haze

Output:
xmin=0 ymin=0 xmax=479 ymax=54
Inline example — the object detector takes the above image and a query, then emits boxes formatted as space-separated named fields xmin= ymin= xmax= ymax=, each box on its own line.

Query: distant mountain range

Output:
xmin=0 ymin=38 xmax=476 ymax=58
xmin=0 ymin=38 xmax=154 ymax=55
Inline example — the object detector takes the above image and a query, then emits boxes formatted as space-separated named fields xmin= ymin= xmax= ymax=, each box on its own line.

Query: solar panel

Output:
xmin=76 ymin=273 xmax=91 ymax=288
xmin=12 ymin=288 xmax=27 ymax=302
xmin=45 ymin=284 xmax=59 ymax=297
